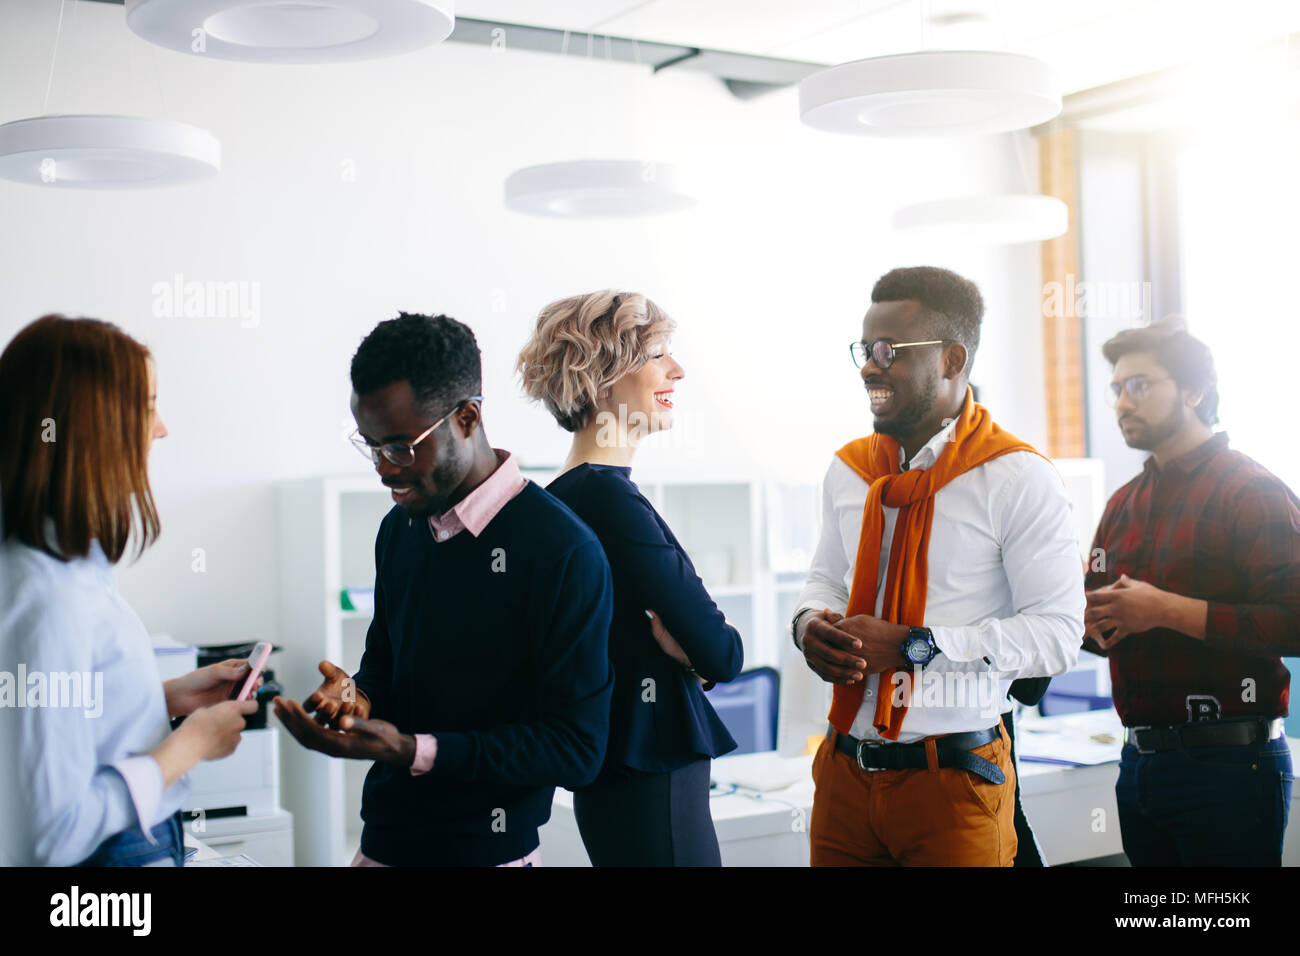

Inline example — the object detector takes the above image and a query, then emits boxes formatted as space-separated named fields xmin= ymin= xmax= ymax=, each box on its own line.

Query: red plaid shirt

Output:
xmin=1085 ymin=432 xmax=1300 ymax=726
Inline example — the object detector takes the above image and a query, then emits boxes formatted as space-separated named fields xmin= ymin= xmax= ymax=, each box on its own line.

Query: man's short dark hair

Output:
xmin=871 ymin=266 xmax=984 ymax=376
xmin=1101 ymin=316 xmax=1218 ymax=426
xmin=350 ymin=312 xmax=482 ymax=415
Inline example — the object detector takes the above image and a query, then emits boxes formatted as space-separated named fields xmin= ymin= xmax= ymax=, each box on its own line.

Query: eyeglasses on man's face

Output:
xmin=1106 ymin=376 xmax=1171 ymax=407
xmin=349 ymin=396 xmax=482 ymax=466
xmin=850 ymin=338 xmax=946 ymax=370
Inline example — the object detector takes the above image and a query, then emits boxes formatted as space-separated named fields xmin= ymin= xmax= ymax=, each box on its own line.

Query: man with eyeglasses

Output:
xmin=1085 ymin=317 xmax=1298 ymax=866
xmin=793 ymin=266 xmax=1084 ymax=866
xmin=274 ymin=312 xmax=614 ymax=866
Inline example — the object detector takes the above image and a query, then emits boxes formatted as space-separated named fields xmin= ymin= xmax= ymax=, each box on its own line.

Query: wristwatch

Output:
xmin=900 ymin=626 xmax=938 ymax=667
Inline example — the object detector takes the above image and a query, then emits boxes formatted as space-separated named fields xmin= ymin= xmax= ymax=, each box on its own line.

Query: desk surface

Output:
xmin=183 ymin=832 xmax=220 ymax=862
xmin=543 ymin=714 xmax=1300 ymax=866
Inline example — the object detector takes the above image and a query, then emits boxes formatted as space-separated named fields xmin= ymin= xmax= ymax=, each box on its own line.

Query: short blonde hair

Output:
xmin=517 ymin=291 xmax=675 ymax=432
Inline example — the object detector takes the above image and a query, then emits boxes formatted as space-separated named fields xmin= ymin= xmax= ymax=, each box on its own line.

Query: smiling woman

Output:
xmin=517 ymin=290 xmax=745 ymax=867
xmin=515 ymin=291 xmax=677 ymax=435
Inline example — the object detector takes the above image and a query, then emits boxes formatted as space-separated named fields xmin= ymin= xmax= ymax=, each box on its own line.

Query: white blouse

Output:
xmin=0 ymin=518 xmax=187 ymax=865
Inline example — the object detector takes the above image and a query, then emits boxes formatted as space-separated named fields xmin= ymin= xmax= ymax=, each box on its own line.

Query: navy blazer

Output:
xmin=547 ymin=464 xmax=744 ymax=776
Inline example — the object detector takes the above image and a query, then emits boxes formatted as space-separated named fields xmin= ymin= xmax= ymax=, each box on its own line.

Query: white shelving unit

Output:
xmin=625 ymin=473 xmax=820 ymax=672
xmin=277 ymin=475 xmax=393 ymax=867
xmin=276 ymin=468 xmax=820 ymax=866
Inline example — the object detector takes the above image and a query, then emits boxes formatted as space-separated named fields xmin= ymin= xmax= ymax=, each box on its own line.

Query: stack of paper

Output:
xmin=1015 ymin=709 xmax=1125 ymax=766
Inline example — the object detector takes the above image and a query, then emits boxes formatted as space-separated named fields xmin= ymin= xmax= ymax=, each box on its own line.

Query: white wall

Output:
xmin=1 ymin=0 xmax=1046 ymax=649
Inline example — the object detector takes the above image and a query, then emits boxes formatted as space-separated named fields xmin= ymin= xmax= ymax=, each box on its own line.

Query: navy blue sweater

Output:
xmin=353 ymin=481 xmax=614 ymax=866
xmin=546 ymin=464 xmax=743 ymax=776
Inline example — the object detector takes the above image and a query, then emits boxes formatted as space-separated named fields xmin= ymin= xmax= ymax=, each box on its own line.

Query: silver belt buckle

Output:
xmin=1127 ymin=725 xmax=1157 ymax=755
xmin=855 ymin=739 xmax=886 ymax=772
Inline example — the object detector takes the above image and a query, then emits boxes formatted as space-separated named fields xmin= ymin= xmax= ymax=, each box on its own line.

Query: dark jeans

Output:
xmin=1001 ymin=711 xmax=1046 ymax=866
xmin=574 ymin=757 xmax=721 ymax=866
xmin=1116 ymin=735 xmax=1293 ymax=866
xmin=77 ymin=810 xmax=185 ymax=867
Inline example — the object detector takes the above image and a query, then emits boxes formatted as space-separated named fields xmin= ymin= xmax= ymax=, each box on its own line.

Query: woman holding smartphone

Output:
xmin=0 ymin=314 xmax=257 ymax=867
xmin=517 ymin=291 xmax=743 ymax=866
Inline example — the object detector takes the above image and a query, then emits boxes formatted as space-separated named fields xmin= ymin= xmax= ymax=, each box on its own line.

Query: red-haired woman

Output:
xmin=0 ymin=315 xmax=257 ymax=866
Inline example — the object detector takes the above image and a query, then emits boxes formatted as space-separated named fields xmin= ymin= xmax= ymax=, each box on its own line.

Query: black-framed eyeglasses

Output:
xmin=1106 ymin=376 xmax=1171 ymax=407
xmin=348 ymin=396 xmax=482 ymax=466
xmin=850 ymin=338 xmax=946 ymax=370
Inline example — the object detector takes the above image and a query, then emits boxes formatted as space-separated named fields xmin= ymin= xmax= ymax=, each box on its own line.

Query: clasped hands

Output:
xmin=273 ymin=661 xmax=415 ymax=766
xmin=801 ymin=611 xmax=910 ymax=685
xmin=1083 ymin=573 xmax=1170 ymax=650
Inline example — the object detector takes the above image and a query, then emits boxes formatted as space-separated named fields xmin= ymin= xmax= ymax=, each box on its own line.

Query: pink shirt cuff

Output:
xmin=410 ymin=734 xmax=436 ymax=775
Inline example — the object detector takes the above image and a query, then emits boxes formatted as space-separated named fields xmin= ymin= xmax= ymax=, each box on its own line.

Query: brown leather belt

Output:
xmin=830 ymin=725 xmax=1005 ymax=784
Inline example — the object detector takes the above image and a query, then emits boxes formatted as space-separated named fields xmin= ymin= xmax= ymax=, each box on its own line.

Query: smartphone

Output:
xmin=233 ymin=642 xmax=272 ymax=702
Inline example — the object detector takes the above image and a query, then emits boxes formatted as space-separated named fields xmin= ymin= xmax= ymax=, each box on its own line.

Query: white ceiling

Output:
xmin=457 ymin=0 xmax=1300 ymax=94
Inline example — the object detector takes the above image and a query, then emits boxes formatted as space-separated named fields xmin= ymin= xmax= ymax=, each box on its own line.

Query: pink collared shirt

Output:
xmin=425 ymin=447 xmax=527 ymax=543
xmin=354 ymin=449 xmax=532 ymax=867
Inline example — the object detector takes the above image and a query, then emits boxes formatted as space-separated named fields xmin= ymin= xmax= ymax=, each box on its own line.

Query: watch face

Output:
xmin=905 ymin=637 xmax=927 ymax=662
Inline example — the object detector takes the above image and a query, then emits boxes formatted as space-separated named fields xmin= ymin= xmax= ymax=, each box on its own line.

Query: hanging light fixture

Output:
xmin=502 ymin=30 xmax=694 ymax=220
xmin=799 ymin=50 xmax=1060 ymax=137
xmin=0 ymin=115 xmax=220 ymax=189
xmin=892 ymin=194 xmax=1068 ymax=244
xmin=504 ymin=160 xmax=695 ymax=219
xmin=125 ymin=0 xmax=455 ymax=64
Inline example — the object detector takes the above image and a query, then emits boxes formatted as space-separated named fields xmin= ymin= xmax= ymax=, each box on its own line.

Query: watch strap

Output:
xmin=792 ymin=607 xmax=817 ymax=651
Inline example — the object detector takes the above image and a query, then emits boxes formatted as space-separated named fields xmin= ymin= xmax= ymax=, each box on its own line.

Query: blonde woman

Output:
xmin=517 ymin=291 xmax=743 ymax=866
xmin=0 ymin=315 xmax=257 ymax=866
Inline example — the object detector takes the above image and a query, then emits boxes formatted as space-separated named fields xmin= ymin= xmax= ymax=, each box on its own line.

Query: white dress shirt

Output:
xmin=795 ymin=417 xmax=1084 ymax=743
xmin=0 ymin=518 xmax=187 ymax=865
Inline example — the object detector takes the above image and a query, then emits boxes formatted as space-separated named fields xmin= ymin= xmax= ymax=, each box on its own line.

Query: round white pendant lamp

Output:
xmin=799 ymin=50 xmax=1061 ymax=137
xmin=0 ymin=115 xmax=220 ymax=189
xmin=504 ymin=160 xmax=695 ymax=219
xmin=125 ymin=0 xmax=454 ymax=64
xmin=892 ymin=194 xmax=1068 ymax=244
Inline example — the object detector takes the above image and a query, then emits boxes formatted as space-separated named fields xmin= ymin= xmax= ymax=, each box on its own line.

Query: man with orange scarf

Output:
xmin=793 ymin=267 xmax=1085 ymax=866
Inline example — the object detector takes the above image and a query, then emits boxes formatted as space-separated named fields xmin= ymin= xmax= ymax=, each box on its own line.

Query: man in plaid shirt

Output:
xmin=1084 ymin=317 xmax=1299 ymax=866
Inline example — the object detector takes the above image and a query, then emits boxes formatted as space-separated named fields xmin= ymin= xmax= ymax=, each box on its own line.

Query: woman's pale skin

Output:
xmin=556 ymin=339 xmax=716 ymax=678
xmin=138 ymin=362 xmax=259 ymax=788
xmin=558 ymin=336 xmax=684 ymax=473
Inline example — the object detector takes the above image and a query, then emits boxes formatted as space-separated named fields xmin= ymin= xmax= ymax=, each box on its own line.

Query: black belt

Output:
xmin=831 ymin=725 xmax=1005 ymax=784
xmin=1125 ymin=717 xmax=1284 ymax=755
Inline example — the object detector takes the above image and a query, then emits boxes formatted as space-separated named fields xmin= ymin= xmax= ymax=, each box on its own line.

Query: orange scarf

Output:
xmin=829 ymin=386 xmax=1045 ymax=739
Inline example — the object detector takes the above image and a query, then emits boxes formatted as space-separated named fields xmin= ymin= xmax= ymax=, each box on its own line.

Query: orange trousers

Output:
xmin=809 ymin=723 xmax=1017 ymax=866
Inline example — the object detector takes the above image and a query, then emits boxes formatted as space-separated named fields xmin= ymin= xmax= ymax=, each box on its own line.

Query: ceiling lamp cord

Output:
xmin=41 ymin=0 xmax=67 ymax=116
